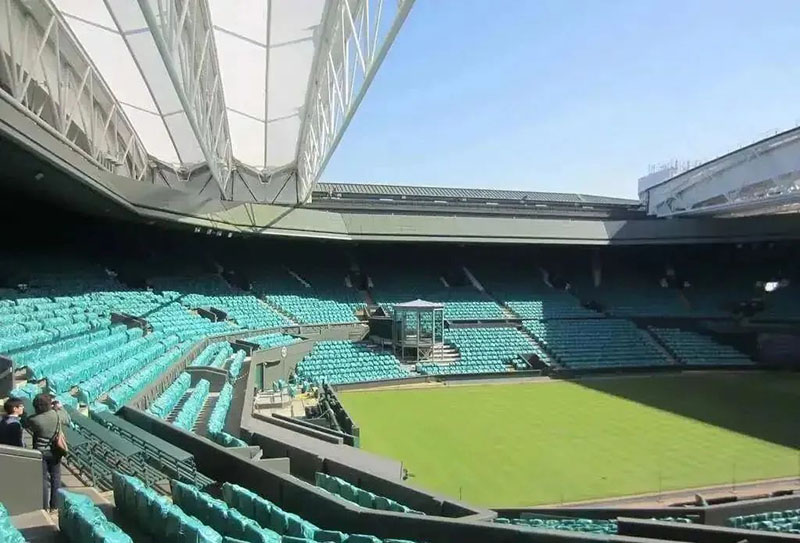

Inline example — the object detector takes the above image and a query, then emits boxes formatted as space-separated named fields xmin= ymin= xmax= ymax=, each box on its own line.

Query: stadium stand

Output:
xmin=295 ymin=341 xmax=411 ymax=385
xmin=150 ymin=373 xmax=192 ymax=418
xmin=417 ymin=327 xmax=538 ymax=375
xmin=728 ymin=509 xmax=800 ymax=534
xmin=246 ymin=333 xmax=299 ymax=349
xmin=173 ymin=379 xmax=211 ymax=431
xmin=648 ymin=327 xmax=754 ymax=366
xmin=250 ymin=265 xmax=361 ymax=324
xmin=475 ymin=266 xmax=599 ymax=320
xmin=207 ymin=382 xmax=247 ymax=447
xmin=523 ymin=319 xmax=672 ymax=369
xmin=315 ymin=472 xmax=423 ymax=514
xmin=59 ymin=490 xmax=132 ymax=543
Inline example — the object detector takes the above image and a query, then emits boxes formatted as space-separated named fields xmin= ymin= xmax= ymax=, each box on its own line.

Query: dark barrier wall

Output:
xmin=618 ymin=518 xmax=800 ymax=543
xmin=0 ymin=444 xmax=44 ymax=515
xmin=186 ymin=367 xmax=230 ymax=391
xmin=758 ymin=333 xmax=800 ymax=367
xmin=116 ymin=406 xmax=662 ymax=543
xmin=252 ymin=412 xmax=343 ymax=444
xmin=0 ymin=356 xmax=12 ymax=396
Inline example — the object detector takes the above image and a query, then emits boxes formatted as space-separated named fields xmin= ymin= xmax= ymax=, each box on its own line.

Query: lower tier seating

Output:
xmin=229 ymin=349 xmax=246 ymax=379
xmin=315 ymin=473 xmax=422 ymax=515
xmin=295 ymin=341 xmax=411 ymax=385
xmin=496 ymin=514 xmax=694 ymax=534
xmin=728 ymin=509 xmax=800 ymax=534
xmin=418 ymin=327 xmax=536 ymax=375
xmin=105 ymin=345 xmax=189 ymax=411
xmin=59 ymin=490 xmax=132 ymax=543
xmin=207 ymin=382 xmax=247 ymax=447
xmin=174 ymin=379 xmax=211 ymax=431
xmin=0 ymin=503 xmax=24 ymax=543
xmin=113 ymin=474 xmax=223 ymax=543
xmin=524 ymin=319 xmax=671 ymax=369
xmin=150 ymin=373 xmax=192 ymax=418
xmin=649 ymin=327 xmax=754 ymax=366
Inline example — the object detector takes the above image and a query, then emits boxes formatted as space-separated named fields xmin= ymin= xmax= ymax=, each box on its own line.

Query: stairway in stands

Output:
xmin=636 ymin=324 xmax=681 ymax=366
xmin=192 ymin=393 xmax=218 ymax=436
xmin=517 ymin=325 xmax=559 ymax=369
xmin=166 ymin=390 xmax=192 ymax=423
xmin=428 ymin=343 xmax=461 ymax=364
xmin=258 ymin=297 xmax=296 ymax=324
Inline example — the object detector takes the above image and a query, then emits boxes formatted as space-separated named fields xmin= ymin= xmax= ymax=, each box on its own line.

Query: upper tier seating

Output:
xmin=315 ymin=472 xmax=422 ymax=514
xmin=728 ymin=509 xmax=800 ymax=534
xmin=59 ymin=490 xmax=132 ymax=543
xmin=649 ymin=327 xmax=754 ymax=366
xmin=524 ymin=319 xmax=671 ymax=369
xmin=251 ymin=266 xmax=361 ymax=324
xmin=246 ymin=333 xmax=299 ymax=349
xmin=370 ymin=267 xmax=505 ymax=321
xmin=417 ymin=327 xmax=538 ymax=375
xmin=0 ymin=503 xmax=24 ymax=543
xmin=296 ymin=341 xmax=411 ymax=385
xmin=476 ymin=267 xmax=599 ymax=320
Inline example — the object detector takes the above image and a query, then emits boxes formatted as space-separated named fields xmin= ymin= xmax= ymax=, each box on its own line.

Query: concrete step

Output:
xmin=11 ymin=511 xmax=59 ymax=543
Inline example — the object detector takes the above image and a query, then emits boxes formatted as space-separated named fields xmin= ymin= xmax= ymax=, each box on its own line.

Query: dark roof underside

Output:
xmin=315 ymin=182 xmax=640 ymax=207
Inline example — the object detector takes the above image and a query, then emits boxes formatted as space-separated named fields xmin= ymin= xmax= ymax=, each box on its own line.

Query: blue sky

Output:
xmin=321 ymin=0 xmax=800 ymax=198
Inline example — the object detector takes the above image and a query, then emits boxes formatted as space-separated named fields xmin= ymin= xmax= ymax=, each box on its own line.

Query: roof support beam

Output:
xmin=295 ymin=0 xmax=415 ymax=203
xmin=134 ymin=0 xmax=233 ymax=192
xmin=0 ymin=0 xmax=149 ymax=181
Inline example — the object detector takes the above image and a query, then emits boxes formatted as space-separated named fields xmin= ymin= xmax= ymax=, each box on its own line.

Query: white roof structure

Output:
xmin=1 ymin=0 xmax=413 ymax=203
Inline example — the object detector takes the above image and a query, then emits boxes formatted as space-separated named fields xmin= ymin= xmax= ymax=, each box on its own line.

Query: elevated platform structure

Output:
xmin=641 ymin=126 xmax=800 ymax=217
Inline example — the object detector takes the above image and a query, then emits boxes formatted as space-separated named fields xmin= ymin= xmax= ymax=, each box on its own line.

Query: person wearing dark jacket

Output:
xmin=0 ymin=398 xmax=25 ymax=447
xmin=27 ymin=393 xmax=70 ymax=512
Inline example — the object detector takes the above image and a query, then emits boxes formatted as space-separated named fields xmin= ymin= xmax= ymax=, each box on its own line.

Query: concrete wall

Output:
xmin=0 ymin=445 xmax=43 ymax=515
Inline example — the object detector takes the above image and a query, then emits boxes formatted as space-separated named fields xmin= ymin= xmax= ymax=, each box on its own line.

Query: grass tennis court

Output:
xmin=339 ymin=373 xmax=800 ymax=507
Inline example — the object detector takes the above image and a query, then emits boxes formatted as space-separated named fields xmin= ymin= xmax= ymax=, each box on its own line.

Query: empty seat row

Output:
xmin=150 ymin=373 xmax=192 ymax=418
xmin=105 ymin=345 xmax=188 ymax=411
xmin=649 ymin=327 xmax=754 ymax=366
xmin=524 ymin=319 xmax=671 ymax=369
xmin=113 ymin=473 xmax=222 ymax=543
xmin=207 ymin=382 xmax=247 ymax=447
xmin=728 ymin=508 xmax=800 ymax=534
xmin=246 ymin=333 xmax=299 ymax=349
xmin=174 ymin=379 xmax=211 ymax=431
xmin=191 ymin=341 xmax=233 ymax=368
xmin=315 ymin=473 xmax=422 ymax=515
xmin=295 ymin=341 xmax=411 ymax=385
xmin=58 ymin=490 xmax=132 ymax=543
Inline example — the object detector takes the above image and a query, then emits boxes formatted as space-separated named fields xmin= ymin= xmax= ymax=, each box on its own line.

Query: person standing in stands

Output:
xmin=0 ymin=398 xmax=25 ymax=447
xmin=28 ymin=393 xmax=70 ymax=513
